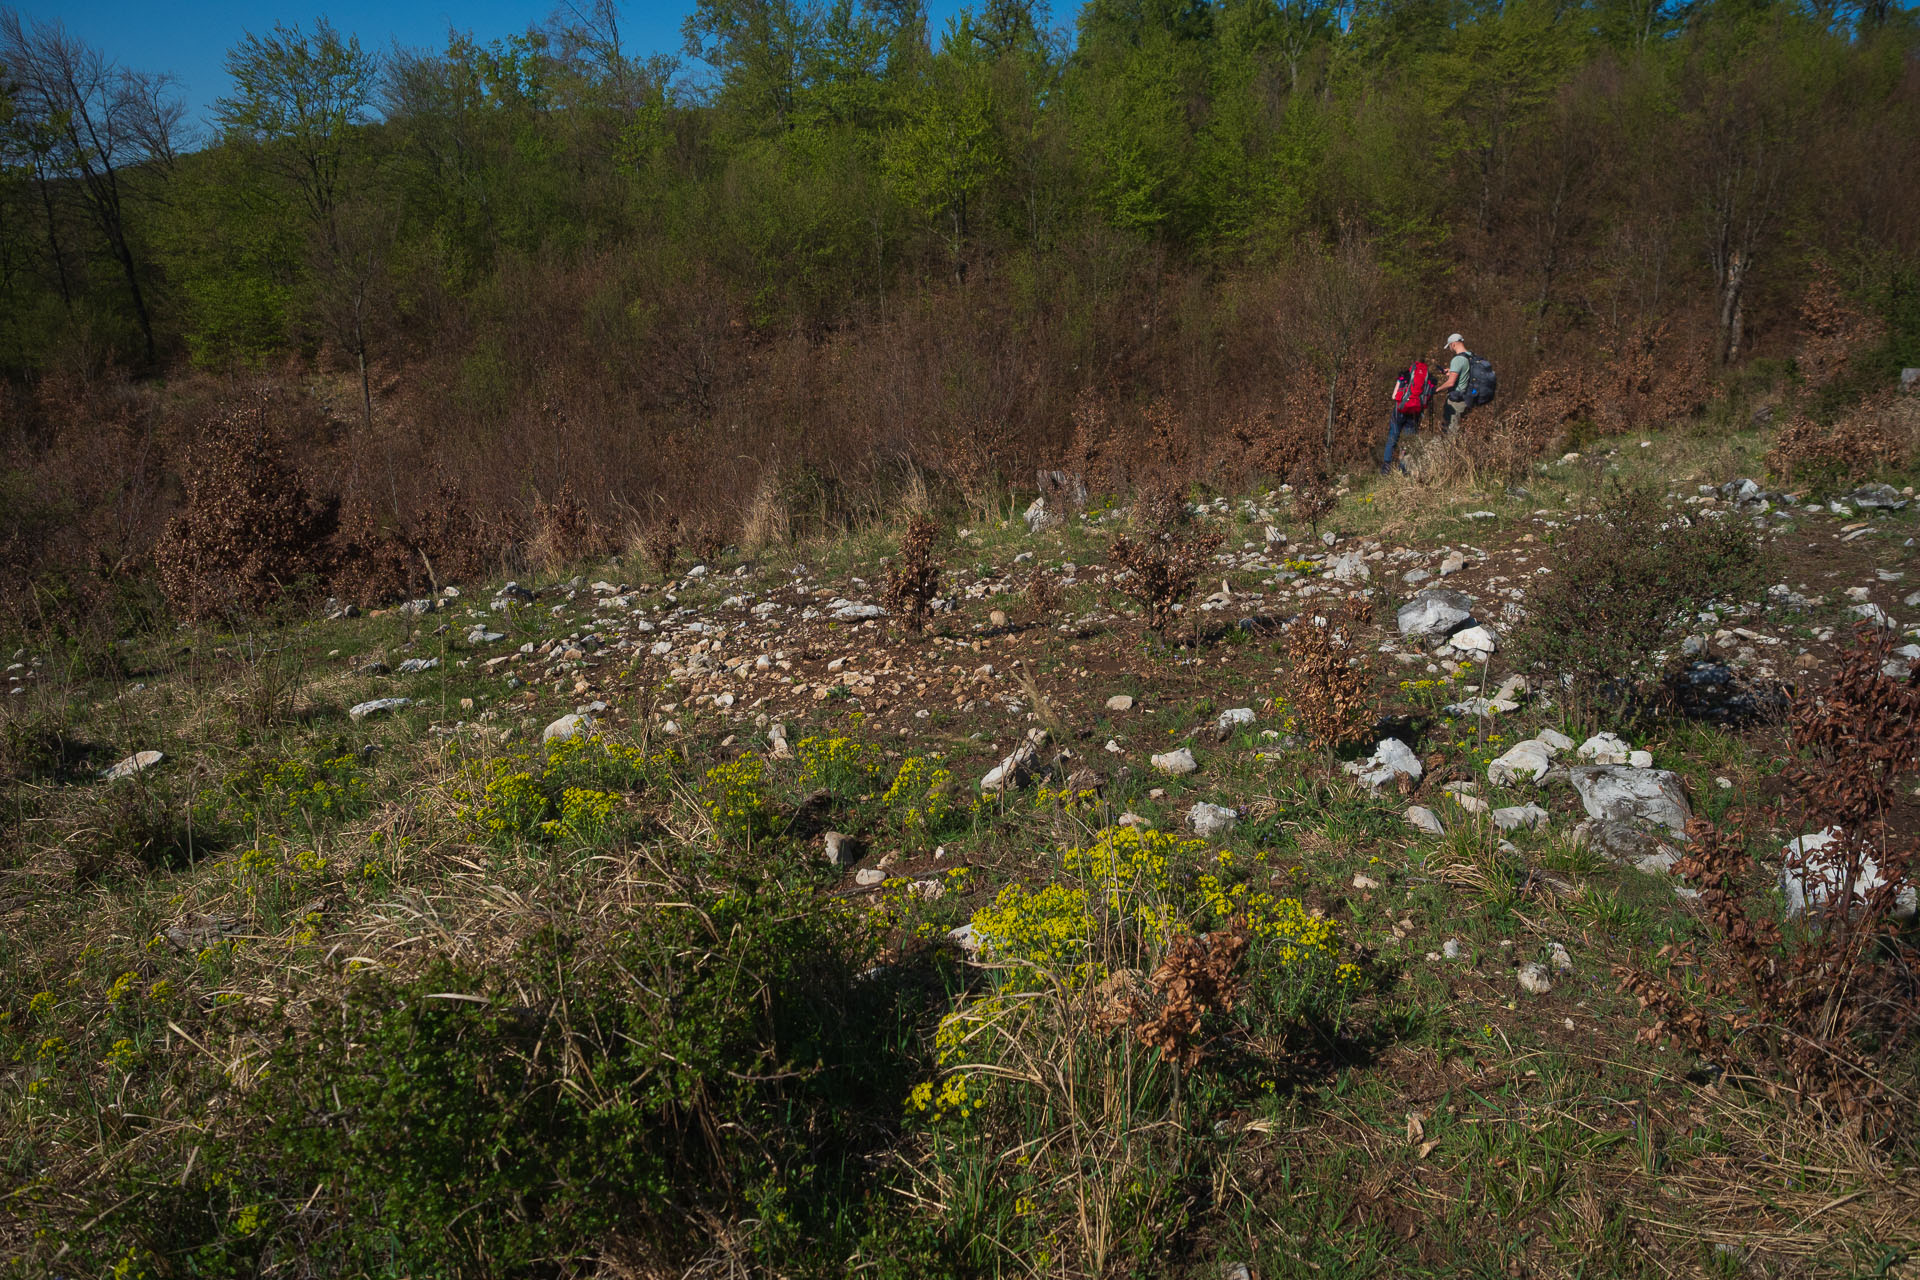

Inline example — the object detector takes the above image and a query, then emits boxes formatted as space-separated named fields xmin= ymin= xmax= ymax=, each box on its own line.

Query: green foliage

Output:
xmin=115 ymin=881 xmax=934 ymax=1275
xmin=1510 ymin=484 xmax=1766 ymax=715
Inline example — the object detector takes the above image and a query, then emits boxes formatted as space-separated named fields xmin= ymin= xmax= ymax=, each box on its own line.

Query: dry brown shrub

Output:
xmin=1289 ymin=463 xmax=1335 ymax=537
xmin=882 ymin=514 xmax=942 ymax=636
xmin=1798 ymin=265 xmax=1885 ymax=390
xmin=527 ymin=484 xmax=600 ymax=575
xmin=635 ymin=513 xmax=680 ymax=582
xmin=154 ymin=394 xmax=340 ymax=620
xmin=1765 ymin=391 xmax=1915 ymax=483
xmin=1133 ymin=922 xmax=1249 ymax=1070
xmin=938 ymin=414 xmax=1016 ymax=520
xmin=1107 ymin=495 xmax=1223 ymax=639
xmin=1209 ymin=399 xmax=1314 ymax=489
xmin=330 ymin=474 xmax=501 ymax=607
xmin=1283 ymin=598 xmax=1377 ymax=750
xmin=1066 ymin=388 xmax=1115 ymax=493
xmin=1618 ymin=630 xmax=1920 ymax=1133
xmin=1024 ymin=568 xmax=1061 ymax=620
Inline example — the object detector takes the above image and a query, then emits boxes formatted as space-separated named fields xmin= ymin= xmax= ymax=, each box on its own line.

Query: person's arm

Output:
xmin=1435 ymin=365 xmax=1459 ymax=394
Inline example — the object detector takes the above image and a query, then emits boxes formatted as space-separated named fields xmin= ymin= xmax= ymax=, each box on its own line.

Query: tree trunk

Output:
xmin=34 ymin=171 xmax=71 ymax=308
xmin=1323 ymin=365 xmax=1339 ymax=472
xmin=1717 ymin=248 xmax=1746 ymax=365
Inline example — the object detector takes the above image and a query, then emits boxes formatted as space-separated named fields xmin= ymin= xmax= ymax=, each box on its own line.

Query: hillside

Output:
xmin=4 ymin=419 xmax=1919 ymax=1278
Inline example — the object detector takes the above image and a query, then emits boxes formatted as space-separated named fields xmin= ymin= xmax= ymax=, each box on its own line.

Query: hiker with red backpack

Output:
xmin=1382 ymin=355 xmax=1434 ymax=475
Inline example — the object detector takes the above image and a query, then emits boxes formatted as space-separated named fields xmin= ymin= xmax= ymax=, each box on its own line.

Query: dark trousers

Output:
xmin=1383 ymin=409 xmax=1420 ymax=473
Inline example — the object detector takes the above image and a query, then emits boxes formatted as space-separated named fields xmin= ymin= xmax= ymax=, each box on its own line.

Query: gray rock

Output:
xmin=101 ymin=750 xmax=163 ymax=782
xmin=1402 ymin=568 xmax=1431 ymax=585
xmin=1150 ymin=746 xmax=1199 ymax=776
xmin=396 ymin=657 xmax=439 ymax=674
xmin=1106 ymin=694 xmax=1135 ymax=712
xmin=1847 ymin=483 xmax=1908 ymax=511
xmin=1451 ymin=624 xmax=1497 ymax=656
xmin=1439 ymin=550 xmax=1467 ymax=576
xmin=1326 ymin=552 xmax=1370 ymax=583
xmin=822 ymin=831 xmax=857 ymax=865
xmin=1577 ymin=731 xmax=1631 ymax=765
xmin=542 ymin=712 xmax=593 ymax=744
xmin=1396 ymin=589 xmax=1475 ymax=639
xmin=349 ymin=697 xmax=411 ymax=721
xmin=854 ymin=867 xmax=887 ymax=887
xmin=1492 ymin=803 xmax=1549 ymax=832
xmin=1187 ymin=802 xmax=1239 ymax=837
xmin=1518 ymin=962 xmax=1552 ymax=995
xmin=468 ymin=629 xmax=505 ymax=644
xmin=1568 ymin=765 xmax=1692 ymax=835
xmin=1344 ymin=737 xmax=1423 ymax=791
xmin=1587 ymin=819 xmax=1683 ymax=874
xmin=1487 ymin=740 xmax=1554 ymax=785
xmin=1902 ymin=367 xmax=1920 ymax=393
xmin=1441 ymin=938 xmax=1463 ymax=960
xmin=1407 ymin=805 xmax=1445 ymax=836
xmin=1781 ymin=828 xmax=1918 ymax=920
xmin=1549 ymin=942 xmax=1573 ymax=973
xmin=982 ymin=728 xmax=1051 ymax=791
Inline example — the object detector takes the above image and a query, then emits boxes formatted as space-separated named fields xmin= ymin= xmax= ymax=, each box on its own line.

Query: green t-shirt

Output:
xmin=1448 ymin=353 xmax=1470 ymax=398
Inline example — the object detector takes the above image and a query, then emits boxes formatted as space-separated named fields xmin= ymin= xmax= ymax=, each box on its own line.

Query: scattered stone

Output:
xmin=1106 ymin=694 xmax=1135 ymax=712
xmin=1549 ymin=942 xmax=1573 ymax=973
xmin=1441 ymin=938 xmax=1463 ymax=960
xmin=542 ymin=713 xmax=593 ymax=745
xmin=349 ymin=697 xmax=411 ymax=720
xmin=1352 ymin=873 xmax=1381 ymax=890
xmin=1628 ymin=749 xmax=1654 ymax=769
xmin=1151 ymin=746 xmax=1199 ymax=775
xmin=1215 ymin=706 xmax=1256 ymax=733
xmin=1439 ymin=550 xmax=1467 ymax=576
xmin=947 ymin=923 xmax=982 ymax=954
xmin=1344 ymin=737 xmax=1422 ymax=791
xmin=1568 ymin=766 xmax=1692 ymax=835
xmin=101 ymin=750 xmax=163 ymax=782
xmin=854 ymin=867 xmax=887 ymax=887
xmin=989 ymin=609 xmax=1009 ymax=627
xmin=1188 ymin=802 xmax=1238 ymax=837
xmin=1406 ymin=805 xmax=1445 ymax=836
xmin=1517 ymin=962 xmax=1553 ymax=995
xmin=468 ymin=629 xmax=505 ymax=644
xmin=396 ymin=657 xmax=439 ymax=675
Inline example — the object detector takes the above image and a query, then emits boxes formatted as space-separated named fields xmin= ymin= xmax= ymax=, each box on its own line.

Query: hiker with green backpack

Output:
xmin=1435 ymin=333 xmax=1497 ymax=435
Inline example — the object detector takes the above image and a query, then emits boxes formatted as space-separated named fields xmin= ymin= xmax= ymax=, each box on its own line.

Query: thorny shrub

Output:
xmin=153 ymin=394 xmax=340 ymax=620
xmin=882 ymin=514 xmax=943 ymax=636
xmin=1107 ymin=495 xmax=1224 ymax=639
xmin=1282 ymin=598 xmax=1377 ymax=751
xmin=1510 ymin=484 xmax=1763 ymax=715
xmin=1617 ymin=631 xmax=1920 ymax=1132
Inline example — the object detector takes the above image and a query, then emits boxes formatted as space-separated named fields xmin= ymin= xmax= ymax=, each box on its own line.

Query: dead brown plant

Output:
xmin=1617 ymin=630 xmax=1920 ymax=1133
xmin=1282 ymin=598 xmax=1377 ymax=750
xmin=1107 ymin=495 xmax=1223 ymax=640
xmin=153 ymin=393 xmax=340 ymax=620
xmin=882 ymin=514 xmax=942 ymax=636
xmin=1133 ymin=921 xmax=1249 ymax=1070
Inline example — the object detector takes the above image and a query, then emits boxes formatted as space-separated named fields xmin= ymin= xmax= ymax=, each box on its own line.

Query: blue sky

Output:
xmin=14 ymin=0 xmax=988 ymax=138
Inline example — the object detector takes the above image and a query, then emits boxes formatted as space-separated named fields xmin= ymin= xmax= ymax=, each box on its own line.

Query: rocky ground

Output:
xmin=4 ymin=426 xmax=1919 ymax=1277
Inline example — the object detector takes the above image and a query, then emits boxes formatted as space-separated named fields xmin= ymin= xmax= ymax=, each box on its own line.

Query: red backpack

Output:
xmin=1394 ymin=360 xmax=1433 ymax=414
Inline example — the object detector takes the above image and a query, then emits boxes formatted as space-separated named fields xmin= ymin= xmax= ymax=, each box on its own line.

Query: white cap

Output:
xmin=1445 ymin=333 xmax=1464 ymax=346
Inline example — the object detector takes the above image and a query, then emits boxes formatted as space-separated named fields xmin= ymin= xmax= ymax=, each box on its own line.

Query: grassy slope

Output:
xmin=3 ymin=422 xmax=1919 ymax=1278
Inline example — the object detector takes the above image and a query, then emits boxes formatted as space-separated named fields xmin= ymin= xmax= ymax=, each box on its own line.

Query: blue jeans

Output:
xmin=1383 ymin=410 xmax=1420 ymax=473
